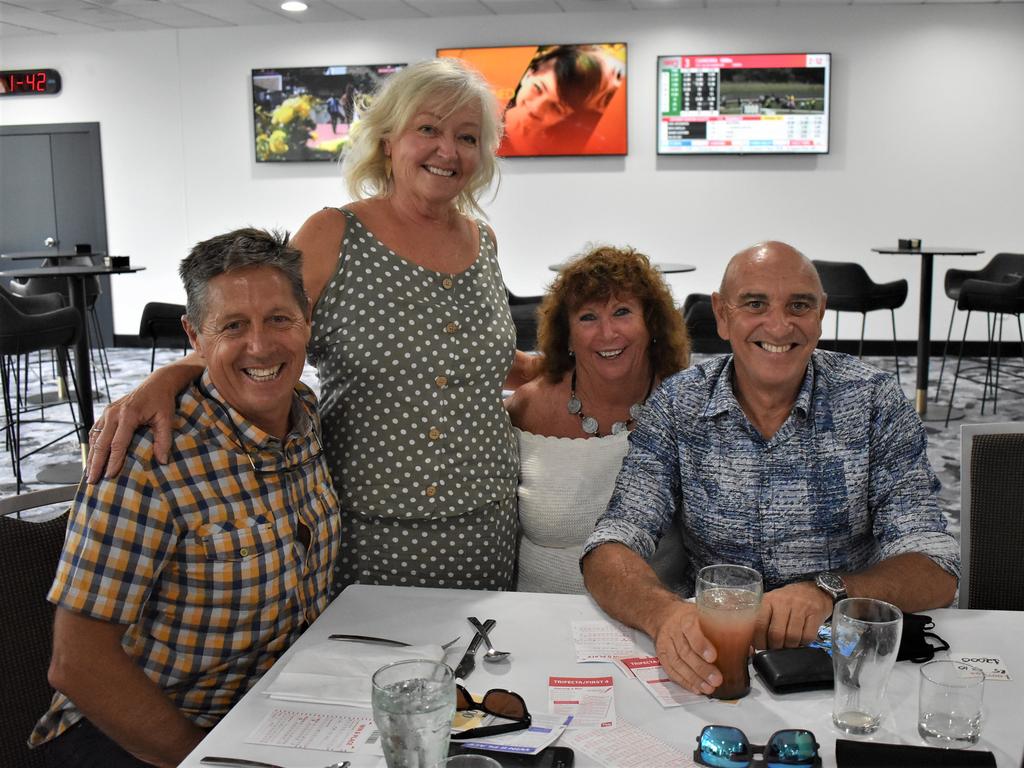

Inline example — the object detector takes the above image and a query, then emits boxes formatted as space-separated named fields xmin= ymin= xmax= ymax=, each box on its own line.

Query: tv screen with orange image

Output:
xmin=437 ymin=43 xmax=628 ymax=158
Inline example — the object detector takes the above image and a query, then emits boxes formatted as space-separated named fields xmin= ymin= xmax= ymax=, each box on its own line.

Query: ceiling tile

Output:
xmin=631 ymin=0 xmax=705 ymax=9
xmin=406 ymin=0 xmax=494 ymax=17
xmin=99 ymin=1 xmax=232 ymax=27
xmin=325 ymin=0 xmax=427 ymax=19
xmin=0 ymin=1 xmax=111 ymax=31
xmin=553 ymin=0 xmax=634 ymax=11
xmin=176 ymin=0 xmax=290 ymax=25
xmin=247 ymin=0 xmax=357 ymax=22
xmin=481 ymin=0 xmax=563 ymax=14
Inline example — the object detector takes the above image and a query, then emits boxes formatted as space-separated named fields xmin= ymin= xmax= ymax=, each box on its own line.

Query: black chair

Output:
xmin=1 ymin=289 xmax=82 ymax=493
xmin=139 ymin=302 xmax=190 ymax=371
xmin=812 ymin=260 xmax=908 ymax=383
xmin=0 ymin=488 xmax=75 ymax=768
xmin=959 ymin=424 xmax=1024 ymax=610
xmin=935 ymin=252 xmax=1024 ymax=401
xmin=8 ymin=251 xmax=111 ymax=401
xmin=507 ymin=289 xmax=543 ymax=352
xmin=681 ymin=293 xmax=730 ymax=355
xmin=943 ymin=272 xmax=1024 ymax=426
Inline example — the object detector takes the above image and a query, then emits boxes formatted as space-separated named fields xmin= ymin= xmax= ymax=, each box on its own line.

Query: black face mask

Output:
xmin=897 ymin=613 xmax=950 ymax=663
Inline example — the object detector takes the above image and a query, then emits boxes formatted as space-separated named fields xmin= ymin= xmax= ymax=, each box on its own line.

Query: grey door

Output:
xmin=0 ymin=123 xmax=112 ymax=345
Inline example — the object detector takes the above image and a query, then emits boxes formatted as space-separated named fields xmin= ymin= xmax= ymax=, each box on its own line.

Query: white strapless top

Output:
xmin=514 ymin=428 xmax=630 ymax=594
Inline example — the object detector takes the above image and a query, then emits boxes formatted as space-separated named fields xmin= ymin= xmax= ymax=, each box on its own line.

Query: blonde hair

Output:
xmin=342 ymin=59 xmax=503 ymax=218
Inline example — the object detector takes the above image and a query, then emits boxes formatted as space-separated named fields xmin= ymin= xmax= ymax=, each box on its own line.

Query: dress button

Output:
xmin=445 ymin=321 xmax=459 ymax=334
xmin=442 ymin=277 xmax=454 ymax=290
xmin=435 ymin=375 xmax=448 ymax=388
xmin=425 ymin=485 xmax=437 ymax=497
xmin=428 ymin=427 xmax=441 ymax=440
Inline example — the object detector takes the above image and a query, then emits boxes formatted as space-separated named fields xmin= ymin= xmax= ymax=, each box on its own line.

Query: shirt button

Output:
xmin=428 ymin=427 xmax=441 ymax=440
xmin=239 ymin=547 xmax=249 ymax=557
xmin=445 ymin=321 xmax=459 ymax=334
xmin=442 ymin=277 xmax=454 ymax=290
xmin=435 ymin=375 xmax=448 ymax=388
xmin=425 ymin=485 xmax=437 ymax=497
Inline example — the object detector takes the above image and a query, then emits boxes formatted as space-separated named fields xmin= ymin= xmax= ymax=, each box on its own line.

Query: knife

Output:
xmin=454 ymin=618 xmax=495 ymax=679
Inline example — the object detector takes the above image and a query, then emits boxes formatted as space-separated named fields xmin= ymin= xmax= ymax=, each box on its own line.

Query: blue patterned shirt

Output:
xmin=582 ymin=350 xmax=959 ymax=596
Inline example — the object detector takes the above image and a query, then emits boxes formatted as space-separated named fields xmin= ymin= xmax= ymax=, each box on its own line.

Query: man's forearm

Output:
xmin=49 ymin=609 xmax=206 ymax=768
xmin=844 ymin=553 xmax=957 ymax=612
xmin=582 ymin=542 xmax=683 ymax=638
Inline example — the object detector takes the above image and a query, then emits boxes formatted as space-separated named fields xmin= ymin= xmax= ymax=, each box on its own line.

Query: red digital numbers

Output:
xmin=1 ymin=68 xmax=59 ymax=96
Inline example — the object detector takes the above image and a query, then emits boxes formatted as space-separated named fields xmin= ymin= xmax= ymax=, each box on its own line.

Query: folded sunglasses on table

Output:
xmin=694 ymin=725 xmax=822 ymax=768
xmin=450 ymin=684 xmax=532 ymax=741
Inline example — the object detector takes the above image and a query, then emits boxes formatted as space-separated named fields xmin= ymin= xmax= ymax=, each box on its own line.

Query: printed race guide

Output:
xmin=548 ymin=675 xmax=616 ymax=728
xmin=246 ymin=707 xmax=376 ymax=752
xmin=614 ymin=656 xmax=704 ymax=707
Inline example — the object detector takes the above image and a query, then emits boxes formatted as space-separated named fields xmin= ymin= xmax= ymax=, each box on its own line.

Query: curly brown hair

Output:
xmin=536 ymin=245 xmax=691 ymax=382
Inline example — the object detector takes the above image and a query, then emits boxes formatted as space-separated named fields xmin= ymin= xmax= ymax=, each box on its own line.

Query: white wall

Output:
xmin=2 ymin=5 xmax=1022 ymax=341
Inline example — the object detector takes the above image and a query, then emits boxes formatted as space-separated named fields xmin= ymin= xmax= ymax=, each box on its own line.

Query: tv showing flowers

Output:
xmin=251 ymin=63 xmax=405 ymax=162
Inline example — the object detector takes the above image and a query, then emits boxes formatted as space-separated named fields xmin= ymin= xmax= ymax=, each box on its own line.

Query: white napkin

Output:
xmin=264 ymin=641 xmax=446 ymax=708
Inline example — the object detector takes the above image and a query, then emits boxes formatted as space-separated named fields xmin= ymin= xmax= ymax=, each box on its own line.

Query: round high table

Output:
xmin=0 ymin=262 xmax=144 ymax=482
xmin=549 ymin=261 xmax=696 ymax=274
xmin=871 ymin=245 xmax=983 ymax=421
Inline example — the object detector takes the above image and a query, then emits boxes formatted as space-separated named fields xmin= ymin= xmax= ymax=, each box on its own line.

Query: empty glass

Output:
xmin=918 ymin=660 xmax=985 ymax=748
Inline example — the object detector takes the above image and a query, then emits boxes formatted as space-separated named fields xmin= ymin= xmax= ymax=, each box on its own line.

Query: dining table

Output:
xmin=0 ymin=262 xmax=143 ymax=481
xmin=180 ymin=585 xmax=1024 ymax=768
xmin=870 ymin=245 xmax=983 ymax=420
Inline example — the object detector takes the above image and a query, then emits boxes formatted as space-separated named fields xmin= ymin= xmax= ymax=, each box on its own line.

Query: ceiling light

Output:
xmin=281 ymin=1 xmax=308 ymax=11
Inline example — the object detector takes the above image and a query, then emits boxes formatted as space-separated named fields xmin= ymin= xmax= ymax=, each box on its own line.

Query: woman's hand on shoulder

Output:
xmin=291 ymin=207 xmax=348 ymax=309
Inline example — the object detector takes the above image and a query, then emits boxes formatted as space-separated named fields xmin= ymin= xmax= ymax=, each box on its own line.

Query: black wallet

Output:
xmin=752 ymin=647 xmax=834 ymax=694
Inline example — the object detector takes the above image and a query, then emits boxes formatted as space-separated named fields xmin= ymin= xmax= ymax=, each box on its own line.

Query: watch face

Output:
xmin=818 ymin=573 xmax=845 ymax=594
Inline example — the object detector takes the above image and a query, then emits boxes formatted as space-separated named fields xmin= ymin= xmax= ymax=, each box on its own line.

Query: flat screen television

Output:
xmin=251 ymin=63 xmax=405 ymax=162
xmin=437 ymin=43 xmax=627 ymax=158
xmin=657 ymin=53 xmax=830 ymax=155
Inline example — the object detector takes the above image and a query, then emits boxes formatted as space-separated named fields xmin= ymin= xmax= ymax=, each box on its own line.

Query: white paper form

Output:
xmin=947 ymin=653 xmax=1012 ymax=681
xmin=572 ymin=620 xmax=643 ymax=663
xmin=245 ymin=707 xmax=376 ymax=752
xmin=563 ymin=720 xmax=698 ymax=768
xmin=452 ymin=712 xmax=570 ymax=756
xmin=614 ymin=656 xmax=704 ymax=708
xmin=548 ymin=676 xmax=616 ymax=728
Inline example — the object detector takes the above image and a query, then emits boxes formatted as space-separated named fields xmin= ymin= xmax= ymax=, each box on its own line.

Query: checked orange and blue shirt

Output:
xmin=31 ymin=372 xmax=341 ymax=748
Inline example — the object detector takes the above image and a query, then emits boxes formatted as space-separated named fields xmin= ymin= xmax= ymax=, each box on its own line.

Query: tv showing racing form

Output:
xmin=657 ymin=53 xmax=830 ymax=155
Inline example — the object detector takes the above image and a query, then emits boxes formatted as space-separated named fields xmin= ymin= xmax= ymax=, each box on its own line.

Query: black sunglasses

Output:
xmin=694 ymin=725 xmax=822 ymax=768
xmin=449 ymin=684 xmax=532 ymax=741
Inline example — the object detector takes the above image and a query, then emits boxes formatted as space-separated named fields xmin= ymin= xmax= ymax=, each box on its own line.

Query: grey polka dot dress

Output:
xmin=309 ymin=209 xmax=519 ymax=596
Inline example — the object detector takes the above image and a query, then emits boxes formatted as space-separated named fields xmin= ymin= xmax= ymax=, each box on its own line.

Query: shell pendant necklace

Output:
xmin=567 ymin=367 xmax=655 ymax=436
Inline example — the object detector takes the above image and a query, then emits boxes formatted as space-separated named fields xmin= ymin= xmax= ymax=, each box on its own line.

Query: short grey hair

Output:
xmin=179 ymin=227 xmax=306 ymax=328
xmin=342 ymin=58 xmax=503 ymax=219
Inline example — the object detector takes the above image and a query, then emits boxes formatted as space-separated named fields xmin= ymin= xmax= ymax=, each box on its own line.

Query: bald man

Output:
xmin=581 ymin=241 xmax=958 ymax=696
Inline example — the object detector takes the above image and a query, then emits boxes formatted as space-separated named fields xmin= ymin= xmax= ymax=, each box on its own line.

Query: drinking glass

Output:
xmin=696 ymin=564 xmax=763 ymax=699
xmin=918 ymin=660 xmax=985 ymax=748
xmin=372 ymin=659 xmax=456 ymax=768
xmin=831 ymin=598 xmax=903 ymax=735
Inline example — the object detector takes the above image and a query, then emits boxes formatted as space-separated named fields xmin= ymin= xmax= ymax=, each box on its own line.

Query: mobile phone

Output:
xmin=448 ymin=743 xmax=575 ymax=767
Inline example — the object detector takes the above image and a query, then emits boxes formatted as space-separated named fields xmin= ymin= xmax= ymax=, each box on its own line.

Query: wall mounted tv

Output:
xmin=437 ymin=43 xmax=627 ymax=157
xmin=251 ymin=63 xmax=404 ymax=162
xmin=657 ymin=53 xmax=830 ymax=155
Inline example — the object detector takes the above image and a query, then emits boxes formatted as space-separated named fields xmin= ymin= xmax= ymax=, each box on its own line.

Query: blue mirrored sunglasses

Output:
xmin=694 ymin=725 xmax=822 ymax=768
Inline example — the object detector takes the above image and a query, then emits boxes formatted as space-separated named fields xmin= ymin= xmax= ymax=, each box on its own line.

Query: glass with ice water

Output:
xmin=696 ymin=564 xmax=763 ymax=699
xmin=918 ymin=659 xmax=985 ymax=748
xmin=831 ymin=598 xmax=903 ymax=735
xmin=372 ymin=659 xmax=456 ymax=768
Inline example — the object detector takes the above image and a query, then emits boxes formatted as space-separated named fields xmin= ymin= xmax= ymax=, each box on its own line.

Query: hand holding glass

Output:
xmin=372 ymin=659 xmax=456 ymax=768
xmin=696 ymin=564 xmax=763 ymax=699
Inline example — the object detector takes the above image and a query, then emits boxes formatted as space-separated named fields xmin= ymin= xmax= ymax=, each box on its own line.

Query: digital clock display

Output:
xmin=0 ymin=69 xmax=62 ymax=96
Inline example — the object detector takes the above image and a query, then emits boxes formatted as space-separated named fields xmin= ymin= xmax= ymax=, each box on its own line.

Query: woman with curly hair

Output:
xmin=506 ymin=245 xmax=691 ymax=593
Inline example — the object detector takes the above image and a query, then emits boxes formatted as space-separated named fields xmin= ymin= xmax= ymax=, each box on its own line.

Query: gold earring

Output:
xmin=384 ymin=157 xmax=392 ymax=179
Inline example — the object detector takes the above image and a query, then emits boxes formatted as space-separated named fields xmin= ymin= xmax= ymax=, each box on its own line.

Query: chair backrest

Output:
xmin=812 ymin=260 xmax=873 ymax=298
xmin=979 ymin=252 xmax=1024 ymax=283
xmin=682 ymin=293 xmax=730 ymax=354
xmin=0 ymin=506 xmax=71 ymax=768
xmin=959 ymin=423 xmax=1024 ymax=609
xmin=138 ymin=301 xmax=189 ymax=347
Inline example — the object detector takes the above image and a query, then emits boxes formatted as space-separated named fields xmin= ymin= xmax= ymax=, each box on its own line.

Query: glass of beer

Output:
xmin=696 ymin=564 xmax=763 ymax=700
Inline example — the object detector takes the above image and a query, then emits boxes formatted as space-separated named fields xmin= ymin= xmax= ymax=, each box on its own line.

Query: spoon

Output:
xmin=468 ymin=616 xmax=510 ymax=663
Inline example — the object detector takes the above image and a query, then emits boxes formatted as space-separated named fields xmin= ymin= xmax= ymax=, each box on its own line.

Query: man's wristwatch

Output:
xmin=815 ymin=571 xmax=848 ymax=604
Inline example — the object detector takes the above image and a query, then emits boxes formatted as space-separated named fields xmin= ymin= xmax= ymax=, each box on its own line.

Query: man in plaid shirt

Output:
xmin=31 ymin=228 xmax=341 ymax=767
